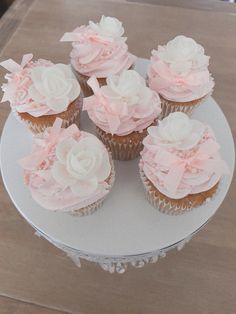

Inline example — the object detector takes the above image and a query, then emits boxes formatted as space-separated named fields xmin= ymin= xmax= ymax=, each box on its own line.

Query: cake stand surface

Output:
xmin=0 ymin=59 xmax=234 ymax=273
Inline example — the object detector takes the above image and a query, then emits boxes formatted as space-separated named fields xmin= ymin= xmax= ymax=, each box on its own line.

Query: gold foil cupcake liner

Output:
xmin=14 ymin=97 xmax=81 ymax=134
xmin=96 ymin=126 xmax=148 ymax=161
xmin=139 ymin=169 xmax=218 ymax=215
xmin=160 ymin=94 xmax=209 ymax=119
xmin=67 ymin=156 xmax=115 ymax=217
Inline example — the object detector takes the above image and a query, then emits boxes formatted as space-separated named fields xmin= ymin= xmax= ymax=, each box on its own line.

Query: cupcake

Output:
xmin=147 ymin=35 xmax=214 ymax=118
xmin=139 ymin=112 xmax=228 ymax=215
xmin=83 ymin=70 xmax=162 ymax=160
xmin=60 ymin=15 xmax=136 ymax=97
xmin=0 ymin=54 xmax=81 ymax=133
xmin=18 ymin=118 xmax=115 ymax=216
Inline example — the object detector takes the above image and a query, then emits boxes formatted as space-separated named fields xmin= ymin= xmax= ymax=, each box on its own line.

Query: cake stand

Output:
xmin=0 ymin=59 xmax=234 ymax=273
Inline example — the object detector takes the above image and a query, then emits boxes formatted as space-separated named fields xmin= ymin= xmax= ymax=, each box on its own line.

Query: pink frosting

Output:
xmin=60 ymin=25 xmax=136 ymax=78
xmin=0 ymin=54 xmax=80 ymax=117
xmin=1 ymin=54 xmax=53 ymax=116
xmin=83 ymin=73 xmax=162 ymax=136
xmin=18 ymin=119 xmax=112 ymax=211
xmin=140 ymin=122 xmax=228 ymax=199
xmin=147 ymin=38 xmax=214 ymax=102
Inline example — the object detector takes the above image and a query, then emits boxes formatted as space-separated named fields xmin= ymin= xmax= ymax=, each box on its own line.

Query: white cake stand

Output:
xmin=0 ymin=59 xmax=235 ymax=273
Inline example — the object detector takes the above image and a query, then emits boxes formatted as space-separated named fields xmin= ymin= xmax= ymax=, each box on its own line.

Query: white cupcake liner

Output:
xmin=96 ymin=126 xmax=147 ymax=161
xmin=68 ymin=196 xmax=107 ymax=217
xmin=139 ymin=168 xmax=218 ymax=216
xmin=160 ymin=93 xmax=210 ymax=119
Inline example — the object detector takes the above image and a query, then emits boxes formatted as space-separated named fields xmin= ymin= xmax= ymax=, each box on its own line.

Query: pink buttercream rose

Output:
xmin=147 ymin=36 xmax=214 ymax=102
xmin=60 ymin=16 xmax=136 ymax=78
xmin=18 ymin=118 xmax=113 ymax=211
xmin=140 ymin=112 xmax=228 ymax=199
xmin=83 ymin=70 xmax=162 ymax=136
xmin=0 ymin=54 xmax=81 ymax=117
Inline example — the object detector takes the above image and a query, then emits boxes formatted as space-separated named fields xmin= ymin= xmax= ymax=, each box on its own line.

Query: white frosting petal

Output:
xmin=149 ymin=112 xmax=203 ymax=150
xmin=89 ymin=16 xmax=124 ymax=40
xmin=47 ymin=96 xmax=69 ymax=112
xmin=56 ymin=138 xmax=77 ymax=164
xmin=28 ymin=84 xmax=44 ymax=103
xmin=70 ymin=178 xmax=98 ymax=197
xmin=51 ymin=161 xmax=76 ymax=187
xmin=95 ymin=150 xmax=111 ymax=181
xmin=30 ymin=64 xmax=80 ymax=112
xmin=68 ymin=79 xmax=81 ymax=101
xmin=31 ymin=67 xmax=45 ymax=94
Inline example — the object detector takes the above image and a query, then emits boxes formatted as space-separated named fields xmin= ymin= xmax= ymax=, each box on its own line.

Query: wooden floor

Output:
xmin=0 ymin=0 xmax=236 ymax=313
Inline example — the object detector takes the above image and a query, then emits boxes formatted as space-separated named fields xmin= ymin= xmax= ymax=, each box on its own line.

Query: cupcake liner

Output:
xmin=139 ymin=169 xmax=219 ymax=215
xmin=96 ymin=126 xmax=150 ymax=161
xmin=62 ymin=154 xmax=115 ymax=217
xmin=160 ymin=94 xmax=209 ymax=119
xmin=74 ymin=71 xmax=106 ymax=97
xmin=69 ymin=196 xmax=107 ymax=217
xmin=15 ymin=97 xmax=81 ymax=134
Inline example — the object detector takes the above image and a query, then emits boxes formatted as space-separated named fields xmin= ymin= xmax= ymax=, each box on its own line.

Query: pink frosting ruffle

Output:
xmin=147 ymin=53 xmax=214 ymax=102
xmin=140 ymin=124 xmax=228 ymax=199
xmin=83 ymin=76 xmax=162 ymax=136
xmin=61 ymin=26 xmax=136 ymax=78
xmin=0 ymin=54 xmax=60 ymax=116
xmin=18 ymin=119 xmax=111 ymax=211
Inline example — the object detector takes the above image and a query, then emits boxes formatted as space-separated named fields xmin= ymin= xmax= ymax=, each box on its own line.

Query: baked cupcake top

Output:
xmin=83 ymin=70 xmax=162 ymax=136
xmin=140 ymin=112 xmax=228 ymax=199
xmin=147 ymin=35 xmax=214 ymax=102
xmin=0 ymin=54 xmax=80 ymax=117
xmin=18 ymin=118 xmax=113 ymax=211
xmin=60 ymin=16 xmax=136 ymax=78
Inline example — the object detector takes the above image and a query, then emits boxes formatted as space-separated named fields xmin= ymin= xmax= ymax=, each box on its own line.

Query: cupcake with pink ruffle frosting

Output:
xmin=83 ymin=69 xmax=162 ymax=160
xmin=18 ymin=118 xmax=115 ymax=216
xmin=0 ymin=54 xmax=81 ymax=133
xmin=147 ymin=35 xmax=214 ymax=118
xmin=60 ymin=15 xmax=136 ymax=97
xmin=139 ymin=112 xmax=228 ymax=215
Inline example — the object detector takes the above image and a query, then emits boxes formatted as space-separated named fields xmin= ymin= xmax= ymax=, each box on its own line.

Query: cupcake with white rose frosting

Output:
xmin=139 ymin=112 xmax=228 ymax=215
xmin=147 ymin=36 xmax=214 ymax=118
xmin=18 ymin=118 xmax=115 ymax=216
xmin=0 ymin=54 xmax=81 ymax=133
xmin=83 ymin=69 xmax=161 ymax=160
xmin=60 ymin=16 xmax=136 ymax=97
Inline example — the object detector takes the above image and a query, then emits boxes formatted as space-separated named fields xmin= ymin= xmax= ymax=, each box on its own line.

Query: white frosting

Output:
xmin=89 ymin=15 xmax=125 ymax=40
xmin=29 ymin=64 xmax=80 ymax=112
xmin=52 ymin=136 xmax=111 ymax=197
xmin=148 ymin=112 xmax=205 ymax=150
xmin=157 ymin=35 xmax=209 ymax=75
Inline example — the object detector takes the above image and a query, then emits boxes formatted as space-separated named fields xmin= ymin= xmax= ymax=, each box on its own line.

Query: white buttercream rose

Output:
xmin=104 ymin=70 xmax=148 ymax=106
xmin=51 ymin=135 xmax=111 ymax=197
xmin=158 ymin=35 xmax=209 ymax=75
xmin=89 ymin=15 xmax=124 ymax=40
xmin=29 ymin=64 xmax=80 ymax=112
xmin=148 ymin=112 xmax=205 ymax=150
